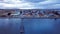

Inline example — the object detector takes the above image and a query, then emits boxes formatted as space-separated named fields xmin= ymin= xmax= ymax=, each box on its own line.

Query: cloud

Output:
xmin=0 ymin=0 xmax=60 ymax=9
xmin=22 ymin=0 xmax=45 ymax=3
xmin=48 ymin=4 xmax=60 ymax=9
xmin=1 ymin=0 xmax=34 ymax=9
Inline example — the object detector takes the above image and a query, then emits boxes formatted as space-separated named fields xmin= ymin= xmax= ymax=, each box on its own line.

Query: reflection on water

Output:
xmin=24 ymin=19 xmax=60 ymax=34
xmin=0 ymin=18 xmax=21 ymax=34
xmin=0 ymin=18 xmax=60 ymax=34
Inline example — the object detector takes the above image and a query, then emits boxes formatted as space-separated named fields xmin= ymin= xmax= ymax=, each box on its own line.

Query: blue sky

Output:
xmin=0 ymin=0 xmax=60 ymax=9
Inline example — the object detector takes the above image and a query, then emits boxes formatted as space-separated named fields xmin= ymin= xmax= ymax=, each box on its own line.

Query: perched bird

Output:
xmin=54 ymin=18 xmax=57 ymax=20
xmin=7 ymin=13 xmax=11 ymax=16
xmin=52 ymin=11 xmax=60 ymax=15
xmin=20 ymin=11 xmax=22 ymax=14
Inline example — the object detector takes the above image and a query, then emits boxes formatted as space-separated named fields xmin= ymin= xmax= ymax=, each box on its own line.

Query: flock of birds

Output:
xmin=0 ymin=10 xmax=60 ymax=18
xmin=20 ymin=11 xmax=60 ymax=18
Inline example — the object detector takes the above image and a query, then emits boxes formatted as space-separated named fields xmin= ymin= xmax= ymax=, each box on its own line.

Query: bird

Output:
xmin=54 ymin=18 xmax=57 ymax=20
xmin=7 ymin=13 xmax=11 ymax=16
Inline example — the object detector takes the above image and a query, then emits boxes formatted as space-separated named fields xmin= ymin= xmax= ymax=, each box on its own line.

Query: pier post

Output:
xmin=20 ymin=18 xmax=24 ymax=34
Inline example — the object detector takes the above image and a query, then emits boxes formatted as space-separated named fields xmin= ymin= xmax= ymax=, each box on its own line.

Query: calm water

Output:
xmin=0 ymin=18 xmax=60 ymax=34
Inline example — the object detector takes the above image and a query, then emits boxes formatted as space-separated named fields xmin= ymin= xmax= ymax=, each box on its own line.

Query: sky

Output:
xmin=0 ymin=0 xmax=60 ymax=9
